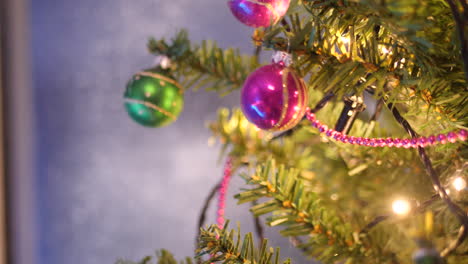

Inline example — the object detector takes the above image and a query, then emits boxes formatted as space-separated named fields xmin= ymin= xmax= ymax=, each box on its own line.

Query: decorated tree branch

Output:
xmin=119 ymin=0 xmax=468 ymax=263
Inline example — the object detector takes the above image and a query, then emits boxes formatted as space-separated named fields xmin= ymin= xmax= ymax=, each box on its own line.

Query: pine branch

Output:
xmin=370 ymin=99 xmax=384 ymax=122
xmin=116 ymin=257 xmax=152 ymax=264
xmin=196 ymin=221 xmax=291 ymax=264
xmin=147 ymin=30 xmax=259 ymax=94
xmin=197 ymin=181 xmax=222 ymax=246
xmin=359 ymin=194 xmax=440 ymax=234
xmin=252 ymin=200 xmax=266 ymax=245
xmin=180 ymin=40 xmax=257 ymax=93
xmin=208 ymin=108 xmax=313 ymax=170
xmin=386 ymin=102 xmax=468 ymax=256
xmin=334 ymin=95 xmax=366 ymax=134
xmin=116 ymin=250 xmax=193 ymax=264
xmin=309 ymin=91 xmax=335 ymax=114
xmin=259 ymin=1 xmax=468 ymax=121
xmin=209 ymin=88 xmax=466 ymax=261
xmin=122 ymin=1 xmax=468 ymax=264
xmin=445 ymin=0 xmax=468 ymax=80
xmin=234 ymin=160 xmax=383 ymax=263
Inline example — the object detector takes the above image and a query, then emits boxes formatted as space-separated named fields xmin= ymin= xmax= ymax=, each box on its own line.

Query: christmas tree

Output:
xmin=118 ymin=0 xmax=468 ymax=263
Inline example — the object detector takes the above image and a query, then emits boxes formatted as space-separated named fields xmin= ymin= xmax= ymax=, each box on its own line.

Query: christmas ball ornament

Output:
xmin=228 ymin=0 xmax=291 ymax=28
xmin=124 ymin=71 xmax=184 ymax=127
xmin=241 ymin=52 xmax=308 ymax=131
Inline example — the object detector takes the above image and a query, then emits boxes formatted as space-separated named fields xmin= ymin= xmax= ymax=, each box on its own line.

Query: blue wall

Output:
xmin=31 ymin=1 xmax=310 ymax=263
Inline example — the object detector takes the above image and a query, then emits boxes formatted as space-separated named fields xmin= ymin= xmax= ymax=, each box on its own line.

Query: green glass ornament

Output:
xmin=124 ymin=71 xmax=184 ymax=127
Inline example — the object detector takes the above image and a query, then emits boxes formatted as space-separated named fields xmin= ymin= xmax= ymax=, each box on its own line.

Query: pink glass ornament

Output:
xmin=228 ymin=0 xmax=290 ymax=28
xmin=241 ymin=62 xmax=308 ymax=131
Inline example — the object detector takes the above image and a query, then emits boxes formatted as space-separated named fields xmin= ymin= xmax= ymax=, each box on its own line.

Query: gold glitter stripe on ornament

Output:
xmin=281 ymin=73 xmax=306 ymax=131
xmin=245 ymin=0 xmax=280 ymax=24
xmin=138 ymin=72 xmax=184 ymax=95
xmin=273 ymin=67 xmax=290 ymax=130
xmin=124 ymin=98 xmax=176 ymax=120
xmin=280 ymin=73 xmax=301 ymax=130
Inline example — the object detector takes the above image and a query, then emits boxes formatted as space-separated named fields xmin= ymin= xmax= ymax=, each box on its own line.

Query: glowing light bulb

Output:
xmin=381 ymin=46 xmax=390 ymax=54
xmin=392 ymin=199 xmax=411 ymax=215
xmin=340 ymin=36 xmax=350 ymax=44
xmin=452 ymin=177 xmax=466 ymax=191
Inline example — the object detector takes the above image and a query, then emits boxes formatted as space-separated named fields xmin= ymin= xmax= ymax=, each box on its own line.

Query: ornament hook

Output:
xmin=154 ymin=55 xmax=172 ymax=69
xmin=272 ymin=49 xmax=292 ymax=67
xmin=272 ymin=36 xmax=292 ymax=66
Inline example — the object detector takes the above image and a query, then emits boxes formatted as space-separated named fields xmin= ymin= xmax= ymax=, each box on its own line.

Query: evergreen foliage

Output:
xmin=119 ymin=0 xmax=468 ymax=263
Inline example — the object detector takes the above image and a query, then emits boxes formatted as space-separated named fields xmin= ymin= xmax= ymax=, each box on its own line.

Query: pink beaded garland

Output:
xmin=305 ymin=111 xmax=467 ymax=148
xmin=241 ymin=62 xmax=308 ymax=132
xmin=228 ymin=0 xmax=291 ymax=28
xmin=217 ymin=158 xmax=233 ymax=228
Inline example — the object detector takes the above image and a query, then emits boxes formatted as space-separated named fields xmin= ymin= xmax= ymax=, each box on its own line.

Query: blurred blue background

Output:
xmin=30 ymin=1 xmax=309 ymax=263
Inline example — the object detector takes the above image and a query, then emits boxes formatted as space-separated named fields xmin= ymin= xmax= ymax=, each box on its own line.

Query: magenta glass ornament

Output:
xmin=228 ymin=0 xmax=291 ymax=28
xmin=241 ymin=62 xmax=308 ymax=131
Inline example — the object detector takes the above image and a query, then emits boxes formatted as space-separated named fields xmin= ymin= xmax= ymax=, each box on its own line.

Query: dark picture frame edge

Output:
xmin=1 ymin=0 xmax=38 ymax=263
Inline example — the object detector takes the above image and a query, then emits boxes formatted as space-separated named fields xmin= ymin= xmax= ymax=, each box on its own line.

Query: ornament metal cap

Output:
xmin=272 ymin=51 xmax=292 ymax=67
xmin=154 ymin=55 xmax=172 ymax=69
